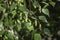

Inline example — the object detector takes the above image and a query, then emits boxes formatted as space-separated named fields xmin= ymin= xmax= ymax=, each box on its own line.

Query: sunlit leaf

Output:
xmin=39 ymin=5 xmax=41 ymax=13
xmin=39 ymin=16 xmax=48 ymax=23
xmin=49 ymin=1 xmax=56 ymax=7
xmin=42 ymin=8 xmax=49 ymax=16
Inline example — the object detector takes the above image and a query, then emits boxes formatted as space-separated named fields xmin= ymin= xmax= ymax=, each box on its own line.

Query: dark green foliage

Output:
xmin=0 ymin=0 xmax=60 ymax=40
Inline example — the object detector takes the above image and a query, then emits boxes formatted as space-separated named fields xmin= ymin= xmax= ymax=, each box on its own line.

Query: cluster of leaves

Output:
xmin=0 ymin=0 xmax=60 ymax=40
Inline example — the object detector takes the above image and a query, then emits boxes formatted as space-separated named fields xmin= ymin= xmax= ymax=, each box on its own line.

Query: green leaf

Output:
xmin=42 ymin=2 xmax=49 ymax=8
xmin=33 ymin=1 xmax=39 ymax=8
xmin=20 ymin=0 xmax=24 ymax=2
xmin=6 ymin=32 xmax=14 ymax=40
xmin=34 ymin=33 xmax=41 ymax=40
xmin=29 ymin=11 xmax=35 ymax=15
xmin=16 ymin=24 xmax=21 ymax=31
xmin=58 ymin=0 xmax=60 ymax=1
xmin=49 ymin=1 xmax=56 ymax=7
xmin=0 ymin=21 xmax=4 ymax=36
xmin=10 ymin=3 xmax=16 ymax=11
xmin=0 ymin=30 xmax=4 ymax=37
xmin=0 ymin=6 xmax=4 ymax=12
xmin=25 ymin=22 xmax=34 ymax=31
xmin=15 ymin=0 xmax=24 ymax=2
xmin=4 ymin=17 xmax=13 ymax=29
xmin=14 ymin=35 xmax=19 ymax=40
xmin=42 ymin=8 xmax=49 ymax=16
xmin=44 ymin=28 xmax=51 ymax=36
xmin=20 ymin=2 xmax=27 ymax=11
xmin=27 ymin=26 xmax=34 ymax=31
xmin=39 ymin=16 xmax=48 ymax=23
xmin=39 ymin=5 xmax=41 ymax=13
xmin=30 ymin=16 xmax=36 ymax=19
xmin=12 ymin=10 xmax=16 ymax=18
xmin=20 ymin=6 xmax=27 ymax=11
xmin=8 ymin=18 xmax=14 ymax=29
xmin=25 ymin=22 xmax=31 ymax=27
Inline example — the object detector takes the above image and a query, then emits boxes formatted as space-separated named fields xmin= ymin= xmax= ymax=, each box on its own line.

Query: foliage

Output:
xmin=0 ymin=0 xmax=60 ymax=40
